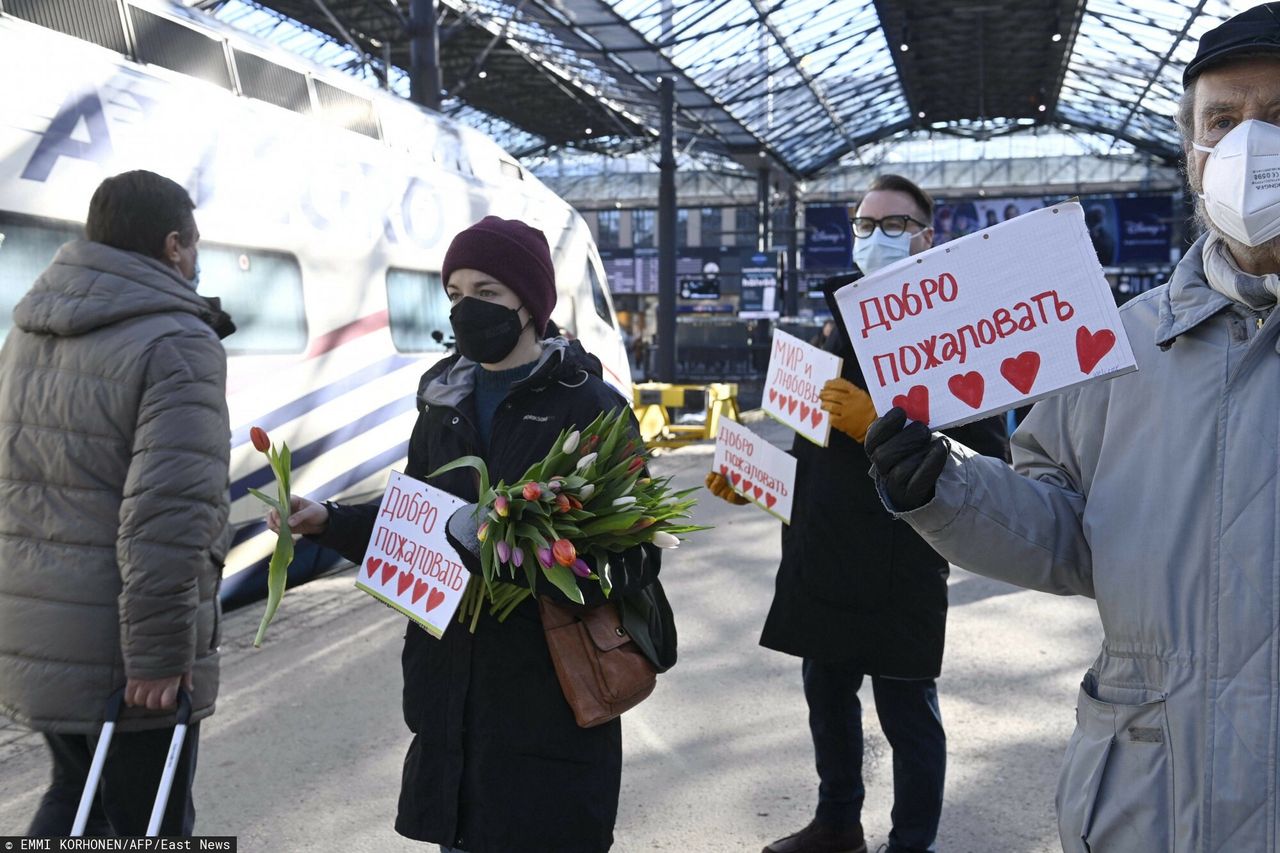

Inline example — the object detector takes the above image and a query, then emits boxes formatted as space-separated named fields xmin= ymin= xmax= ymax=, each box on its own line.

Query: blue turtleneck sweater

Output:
xmin=473 ymin=361 xmax=537 ymax=448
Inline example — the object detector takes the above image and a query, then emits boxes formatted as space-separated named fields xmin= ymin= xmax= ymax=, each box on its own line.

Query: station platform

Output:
xmin=0 ymin=418 xmax=1100 ymax=851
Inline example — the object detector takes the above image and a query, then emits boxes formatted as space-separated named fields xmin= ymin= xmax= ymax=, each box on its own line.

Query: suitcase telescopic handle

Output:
xmin=71 ymin=686 xmax=193 ymax=838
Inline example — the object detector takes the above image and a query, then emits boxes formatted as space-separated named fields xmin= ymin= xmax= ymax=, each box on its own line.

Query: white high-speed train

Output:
xmin=0 ymin=0 xmax=631 ymax=605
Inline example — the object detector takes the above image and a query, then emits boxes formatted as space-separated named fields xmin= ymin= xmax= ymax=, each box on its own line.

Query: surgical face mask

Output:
xmin=449 ymin=296 xmax=527 ymax=363
xmin=1192 ymin=120 xmax=1280 ymax=248
xmin=853 ymin=228 xmax=914 ymax=274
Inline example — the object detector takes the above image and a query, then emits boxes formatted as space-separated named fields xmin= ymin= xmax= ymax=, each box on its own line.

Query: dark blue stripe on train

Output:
xmin=219 ymin=537 xmax=347 ymax=611
xmin=230 ymin=395 xmax=415 ymax=501
xmin=221 ymin=441 xmax=412 ymax=609
xmin=229 ymin=353 xmax=418 ymax=448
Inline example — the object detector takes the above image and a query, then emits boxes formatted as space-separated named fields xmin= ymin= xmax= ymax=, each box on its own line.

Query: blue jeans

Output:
xmin=803 ymin=658 xmax=944 ymax=853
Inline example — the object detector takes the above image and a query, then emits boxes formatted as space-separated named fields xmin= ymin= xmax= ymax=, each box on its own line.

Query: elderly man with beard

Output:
xmin=862 ymin=4 xmax=1280 ymax=851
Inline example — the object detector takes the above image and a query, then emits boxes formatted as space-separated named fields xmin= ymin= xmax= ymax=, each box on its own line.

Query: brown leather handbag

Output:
xmin=539 ymin=597 xmax=657 ymax=728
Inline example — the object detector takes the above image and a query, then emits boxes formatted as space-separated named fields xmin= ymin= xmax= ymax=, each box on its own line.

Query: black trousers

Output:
xmin=27 ymin=722 xmax=200 ymax=837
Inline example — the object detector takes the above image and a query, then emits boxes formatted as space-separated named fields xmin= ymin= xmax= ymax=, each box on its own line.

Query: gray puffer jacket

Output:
xmin=0 ymin=240 xmax=231 ymax=733
xmin=889 ymin=234 xmax=1280 ymax=852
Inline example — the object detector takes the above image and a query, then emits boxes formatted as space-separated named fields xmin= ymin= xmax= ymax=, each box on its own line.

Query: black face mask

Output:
xmin=449 ymin=296 xmax=527 ymax=363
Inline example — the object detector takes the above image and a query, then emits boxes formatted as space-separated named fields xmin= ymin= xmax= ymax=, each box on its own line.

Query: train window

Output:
xmin=313 ymin=80 xmax=380 ymax=139
xmin=587 ymin=260 xmax=615 ymax=329
xmin=200 ymin=246 xmax=306 ymax=354
xmin=5 ymin=0 xmax=129 ymax=54
xmin=0 ymin=215 xmax=81 ymax=344
xmin=386 ymin=268 xmax=451 ymax=352
xmin=233 ymin=50 xmax=312 ymax=114
xmin=130 ymin=7 xmax=233 ymax=90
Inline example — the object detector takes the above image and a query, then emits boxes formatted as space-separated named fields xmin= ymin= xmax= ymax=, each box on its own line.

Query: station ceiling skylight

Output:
xmin=197 ymin=0 xmax=1257 ymax=176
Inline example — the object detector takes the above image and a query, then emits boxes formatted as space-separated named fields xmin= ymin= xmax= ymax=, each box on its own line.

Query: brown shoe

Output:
xmin=763 ymin=820 xmax=868 ymax=853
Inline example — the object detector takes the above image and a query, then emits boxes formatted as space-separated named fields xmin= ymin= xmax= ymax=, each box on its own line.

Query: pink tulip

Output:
xmin=571 ymin=558 xmax=592 ymax=578
xmin=494 ymin=495 xmax=510 ymax=517
xmin=523 ymin=482 xmax=541 ymax=501
xmin=552 ymin=538 xmax=576 ymax=567
xmin=537 ymin=547 xmax=553 ymax=569
xmin=495 ymin=540 xmax=511 ymax=563
xmin=512 ymin=548 xmax=524 ymax=568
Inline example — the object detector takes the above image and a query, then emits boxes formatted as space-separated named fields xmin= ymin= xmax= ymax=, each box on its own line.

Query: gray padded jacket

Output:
xmin=890 ymin=234 xmax=1280 ymax=852
xmin=0 ymin=240 xmax=231 ymax=733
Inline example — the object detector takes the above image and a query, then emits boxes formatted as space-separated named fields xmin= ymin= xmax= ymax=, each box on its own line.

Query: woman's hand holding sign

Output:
xmin=704 ymin=471 xmax=750 ymax=505
xmin=865 ymin=407 xmax=949 ymax=511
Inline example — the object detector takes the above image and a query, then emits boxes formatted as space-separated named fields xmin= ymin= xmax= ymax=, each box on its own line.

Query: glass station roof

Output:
xmin=203 ymin=0 xmax=1259 ymax=176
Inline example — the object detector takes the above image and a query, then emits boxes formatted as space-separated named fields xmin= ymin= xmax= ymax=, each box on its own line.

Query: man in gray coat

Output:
xmin=865 ymin=5 xmax=1280 ymax=852
xmin=0 ymin=171 xmax=233 ymax=836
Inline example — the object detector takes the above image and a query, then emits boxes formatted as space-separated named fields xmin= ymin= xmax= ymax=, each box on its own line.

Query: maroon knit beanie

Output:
xmin=441 ymin=216 xmax=557 ymax=334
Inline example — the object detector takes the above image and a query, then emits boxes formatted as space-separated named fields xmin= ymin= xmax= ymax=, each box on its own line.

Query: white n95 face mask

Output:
xmin=1193 ymin=120 xmax=1280 ymax=248
xmin=853 ymin=229 xmax=913 ymax=274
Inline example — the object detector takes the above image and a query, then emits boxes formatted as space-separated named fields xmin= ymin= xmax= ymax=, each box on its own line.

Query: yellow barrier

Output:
xmin=631 ymin=382 xmax=740 ymax=448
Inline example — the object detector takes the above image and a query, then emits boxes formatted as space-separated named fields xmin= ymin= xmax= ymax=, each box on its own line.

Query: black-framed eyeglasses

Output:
xmin=850 ymin=215 xmax=929 ymax=239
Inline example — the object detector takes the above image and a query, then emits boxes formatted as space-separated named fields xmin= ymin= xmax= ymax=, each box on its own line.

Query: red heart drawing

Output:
xmin=776 ymin=393 xmax=789 ymax=412
xmin=948 ymin=372 xmax=985 ymax=409
xmin=397 ymin=571 xmax=413 ymax=596
xmin=381 ymin=564 xmax=397 ymax=585
xmin=753 ymin=484 xmax=764 ymax=499
xmin=787 ymin=398 xmax=799 ymax=415
xmin=768 ymin=388 xmax=778 ymax=404
xmin=741 ymin=479 xmax=754 ymax=495
xmin=719 ymin=464 xmax=729 ymax=476
xmin=1076 ymin=326 xmax=1116 ymax=374
xmin=366 ymin=557 xmax=382 ymax=579
xmin=810 ymin=409 xmax=823 ymax=428
xmin=764 ymin=493 xmax=777 ymax=509
xmin=730 ymin=471 xmax=741 ymax=487
xmin=799 ymin=402 xmax=811 ymax=423
xmin=411 ymin=579 xmax=429 ymax=604
xmin=1000 ymin=351 xmax=1041 ymax=394
xmin=425 ymin=588 xmax=446 ymax=612
xmin=893 ymin=385 xmax=930 ymax=424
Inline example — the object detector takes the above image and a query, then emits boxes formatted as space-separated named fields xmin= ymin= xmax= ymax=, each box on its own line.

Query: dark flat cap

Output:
xmin=1184 ymin=3 xmax=1280 ymax=86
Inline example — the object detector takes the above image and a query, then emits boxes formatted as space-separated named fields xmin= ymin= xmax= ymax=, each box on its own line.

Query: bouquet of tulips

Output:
xmin=430 ymin=407 xmax=705 ymax=630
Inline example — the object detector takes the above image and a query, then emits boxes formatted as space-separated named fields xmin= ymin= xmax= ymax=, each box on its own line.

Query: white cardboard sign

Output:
xmin=712 ymin=418 xmax=797 ymax=524
xmin=762 ymin=329 xmax=843 ymax=446
xmin=834 ymin=202 xmax=1137 ymax=429
xmin=356 ymin=471 xmax=469 ymax=639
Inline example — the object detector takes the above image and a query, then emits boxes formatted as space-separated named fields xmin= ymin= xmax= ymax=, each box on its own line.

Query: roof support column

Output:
xmin=785 ymin=183 xmax=799 ymax=317
xmin=656 ymin=75 xmax=678 ymax=383
xmin=757 ymin=165 xmax=769 ymax=252
xmin=409 ymin=0 xmax=441 ymax=111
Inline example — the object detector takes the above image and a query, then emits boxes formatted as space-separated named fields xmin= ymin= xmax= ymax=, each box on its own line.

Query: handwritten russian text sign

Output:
xmin=712 ymin=418 xmax=797 ymax=524
xmin=763 ymin=329 xmax=843 ymax=446
xmin=356 ymin=471 xmax=469 ymax=638
xmin=834 ymin=202 xmax=1137 ymax=429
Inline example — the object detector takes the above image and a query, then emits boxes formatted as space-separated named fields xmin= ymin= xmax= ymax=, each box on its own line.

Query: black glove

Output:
xmin=864 ymin=407 xmax=949 ymax=511
xmin=444 ymin=503 xmax=483 ymax=575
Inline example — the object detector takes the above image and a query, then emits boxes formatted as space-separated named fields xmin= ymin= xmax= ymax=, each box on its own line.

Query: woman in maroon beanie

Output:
xmin=269 ymin=216 xmax=661 ymax=853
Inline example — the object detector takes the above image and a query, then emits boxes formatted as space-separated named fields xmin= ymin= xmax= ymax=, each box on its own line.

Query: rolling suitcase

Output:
xmin=70 ymin=687 xmax=193 ymax=837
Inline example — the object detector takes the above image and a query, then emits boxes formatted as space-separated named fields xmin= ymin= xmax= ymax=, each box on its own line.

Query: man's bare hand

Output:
xmin=124 ymin=672 xmax=192 ymax=711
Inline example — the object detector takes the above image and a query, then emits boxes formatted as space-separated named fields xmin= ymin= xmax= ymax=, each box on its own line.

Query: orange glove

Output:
xmin=819 ymin=378 xmax=877 ymax=443
xmin=704 ymin=471 xmax=749 ymax=505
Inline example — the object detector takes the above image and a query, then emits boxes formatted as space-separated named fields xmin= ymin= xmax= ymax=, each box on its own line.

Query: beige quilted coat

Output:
xmin=0 ymin=240 xmax=231 ymax=733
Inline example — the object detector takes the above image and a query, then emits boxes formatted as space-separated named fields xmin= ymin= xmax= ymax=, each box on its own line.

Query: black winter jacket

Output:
xmin=759 ymin=327 xmax=1008 ymax=677
xmin=318 ymin=339 xmax=659 ymax=852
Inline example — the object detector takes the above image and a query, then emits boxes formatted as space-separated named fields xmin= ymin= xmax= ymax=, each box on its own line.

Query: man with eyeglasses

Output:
xmin=864 ymin=5 xmax=1280 ymax=851
xmin=708 ymin=174 xmax=1007 ymax=853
